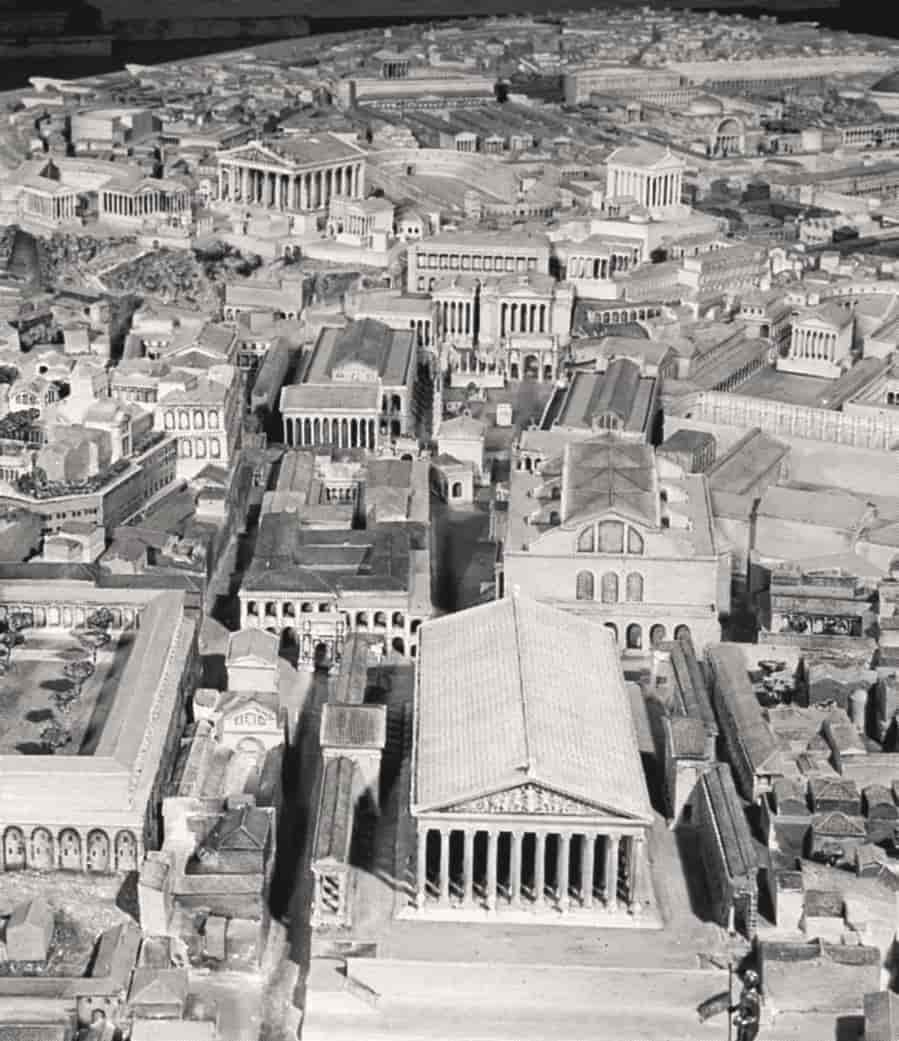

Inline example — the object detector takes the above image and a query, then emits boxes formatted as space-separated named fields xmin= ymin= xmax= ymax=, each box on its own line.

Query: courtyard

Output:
xmin=738 ymin=365 xmax=834 ymax=407
xmin=0 ymin=629 xmax=134 ymax=756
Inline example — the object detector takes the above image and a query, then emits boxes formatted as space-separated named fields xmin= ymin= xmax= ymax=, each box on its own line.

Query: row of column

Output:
xmin=790 ymin=326 xmax=838 ymax=361
xmin=102 ymin=190 xmax=187 ymax=218
xmin=408 ymin=318 xmax=432 ymax=347
xmin=25 ymin=192 xmax=76 ymax=221
xmin=500 ymin=301 xmax=548 ymax=337
xmin=567 ymin=252 xmax=637 ymax=280
xmin=285 ymin=414 xmax=378 ymax=450
xmin=608 ymin=167 xmax=681 ymax=209
xmin=440 ymin=299 xmax=475 ymax=338
xmin=220 ymin=162 xmax=362 ymax=211
xmin=416 ymin=827 xmax=643 ymax=914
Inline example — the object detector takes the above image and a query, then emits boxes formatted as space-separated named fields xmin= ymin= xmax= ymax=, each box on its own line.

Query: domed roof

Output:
xmin=688 ymin=93 xmax=724 ymax=116
xmin=872 ymin=70 xmax=899 ymax=94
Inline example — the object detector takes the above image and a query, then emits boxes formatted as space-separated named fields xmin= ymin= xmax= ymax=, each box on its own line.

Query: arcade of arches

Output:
xmin=240 ymin=598 xmax=425 ymax=664
xmin=1 ymin=825 xmax=140 ymax=873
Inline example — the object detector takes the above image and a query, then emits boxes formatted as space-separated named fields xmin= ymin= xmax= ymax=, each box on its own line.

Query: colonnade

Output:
xmin=713 ymin=353 xmax=767 ymax=392
xmin=789 ymin=326 xmax=840 ymax=362
xmin=567 ymin=251 xmax=638 ymax=280
xmin=500 ymin=301 xmax=548 ymax=337
xmin=218 ymin=162 xmax=363 ymax=212
xmin=415 ymin=825 xmax=644 ymax=915
xmin=101 ymin=189 xmax=190 ymax=219
xmin=23 ymin=191 xmax=77 ymax=222
xmin=408 ymin=318 xmax=433 ymax=347
xmin=439 ymin=299 xmax=476 ymax=339
xmin=284 ymin=414 xmax=378 ymax=450
xmin=608 ymin=166 xmax=682 ymax=209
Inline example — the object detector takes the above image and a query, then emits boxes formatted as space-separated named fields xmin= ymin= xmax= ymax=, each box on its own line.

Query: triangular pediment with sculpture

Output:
xmin=439 ymin=781 xmax=642 ymax=820
xmin=219 ymin=142 xmax=300 ymax=171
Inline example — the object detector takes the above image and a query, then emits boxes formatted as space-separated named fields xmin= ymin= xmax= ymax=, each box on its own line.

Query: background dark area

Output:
xmin=0 ymin=1 xmax=890 ymax=92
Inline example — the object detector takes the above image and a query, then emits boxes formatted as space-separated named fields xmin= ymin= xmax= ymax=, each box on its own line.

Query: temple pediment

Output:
xmin=219 ymin=144 xmax=297 ymax=170
xmin=442 ymin=782 xmax=632 ymax=818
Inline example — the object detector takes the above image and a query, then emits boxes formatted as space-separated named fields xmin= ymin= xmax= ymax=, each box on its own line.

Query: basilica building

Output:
xmin=499 ymin=436 xmax=730 ymax=653
xmin=411 ymin=594 xmax=655 ymax=923
xmin=280 ymin=318 xmax=418 ymax=448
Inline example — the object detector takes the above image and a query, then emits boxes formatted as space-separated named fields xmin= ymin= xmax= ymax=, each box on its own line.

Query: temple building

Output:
xmin=500 ymin=436 xmax=730 ymax=652
xmin=605 ymin=144 xmax=686 ymax=217
xmin=216 ymin=133 xmax=367 ymax=213
xmin=280 ymin=318 xmax=418 ymax=448
xmin=411 ymin=594 xmax=655 ymax=922
xmin=778 ymin=304 xmax=854 ymax=380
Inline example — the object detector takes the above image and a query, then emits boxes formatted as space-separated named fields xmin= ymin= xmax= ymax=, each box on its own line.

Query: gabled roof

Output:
xmin=227 ymin=627 xmax=279 ymax=666
xmin=206 ymin=805 xmax=270 ymax=852
xmin=128 ymin=967 xmax=189 ymax=1006
xmin=413 ymin=594 xmax=652 ymax=821
xmin=560 ymin=435 xmax=658 ymax=528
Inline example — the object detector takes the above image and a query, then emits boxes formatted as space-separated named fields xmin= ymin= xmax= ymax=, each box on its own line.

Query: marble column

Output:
xmin=462 ymin=828 xmax=474 ymax=907
xmin=557 ymin=832 xmax=571 ymax=912
xmin=416 ymin=829 xmax=427 ymax=908
xmin=582 ymin=833 xmax=595 ymax=909
xmin=486 ymin=830 xmax=498 ymax=911
xmin=606 ymin=834 xmax=620 ymax=910
xmin=510 ymin=831 xmax=523 ymax=908
xmin=439 ymin=829 xmax=451 ymax=906
xmin=534 ymin=832 xmax=546 ymax=907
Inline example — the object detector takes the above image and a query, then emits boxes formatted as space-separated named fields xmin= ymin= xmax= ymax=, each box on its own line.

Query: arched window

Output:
xmin=626 ymin=623 xmax=643 ymax=650
xmin=193 ymin=409 xmax=205 ymax=430
xmin=164 ymin=411 xmax=175 ymax=430
xmin=626 ymin=572 xmax=644 ymax=602
xmin=598 ymin=521 xmax=624 ymax=554
xmin=178 ymin=410 xmax=189 ymax=430
xmin=577 ymin=526 xmax=595 ymax=553
xmin=627 ymin=527 xmax=644 ymax=554
xmin=576 ymin=570 xmax=595 ymax=601
xmin=209 ymin=409 xmax=220 ymax=429
xmin=601 ymin=572 xmax=619 ymax=603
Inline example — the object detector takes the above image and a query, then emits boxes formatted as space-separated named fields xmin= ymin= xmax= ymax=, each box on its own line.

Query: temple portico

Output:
xmin=217 ymin=136 xmax=367 ymax=214
xmin=777 ymin=306 xmax=853 ymax=379
xmin=606 ymin=144 xmax=685 ymax=215
xmin=414 ymin=815 xmax=646 ymax=920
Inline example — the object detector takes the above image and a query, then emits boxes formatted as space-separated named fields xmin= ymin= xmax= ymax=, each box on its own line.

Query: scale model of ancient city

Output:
xmin=2 ymin=4 xmax=899 ymax=1039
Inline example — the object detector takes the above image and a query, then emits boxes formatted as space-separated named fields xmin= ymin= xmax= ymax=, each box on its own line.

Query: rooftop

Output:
xmin=413 ymin=594 xmax=652 ymax=821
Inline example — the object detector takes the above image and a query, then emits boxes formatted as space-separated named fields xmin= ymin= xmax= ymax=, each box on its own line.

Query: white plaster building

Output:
xmin=216 ymin=134 xmax=366 ymax=214
xmin=605 ymin=145 xmax=686 ymax=217
xmin=778 ymin=304 xmax=855 ymax=380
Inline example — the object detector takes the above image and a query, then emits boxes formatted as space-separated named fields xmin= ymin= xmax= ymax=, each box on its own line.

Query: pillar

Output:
xmin=416 ymin=828 xmax=428 ymax=908
xmin=510 ymin=831 xmax=523 ymax=908
xmin=486 ymin=829 xmax=498 ymax=911
xmin=534 ymin=831 xmax=546 ymax=907
xmin=439 ymin=828 xmax=450 ymax=906
xmin=462 ymin=828 xmax=474 ymax=907
xmin=557 ymin=833 xmax=571 ymax=912
xmin=605 ymin=834 xmax=620 ymax=910
xmin=582 ymin=833 xmax=595 ymax=909
xmin=628 ymin=834 xmax=644 ymax=912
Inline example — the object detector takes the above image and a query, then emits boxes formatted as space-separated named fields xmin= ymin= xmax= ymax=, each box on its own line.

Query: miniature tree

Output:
xmin=85 ymin=607 xmax=114 ymax=632
xmin=40 ymin=721 xmax=71 ymax=752
xmin=74 ymin=628 xmax=111 ymax=664
xmin=62 ymin=656 xmax=95 ymax=710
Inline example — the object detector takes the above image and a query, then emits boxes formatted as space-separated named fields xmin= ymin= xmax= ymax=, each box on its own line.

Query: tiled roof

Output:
xmin=413 ymin=594 xmax=652 ymax=820
xmin=227 ymin=627 xmax=279 ymax=665
xmin=561 ymin=436 xmax=658 ymax=528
